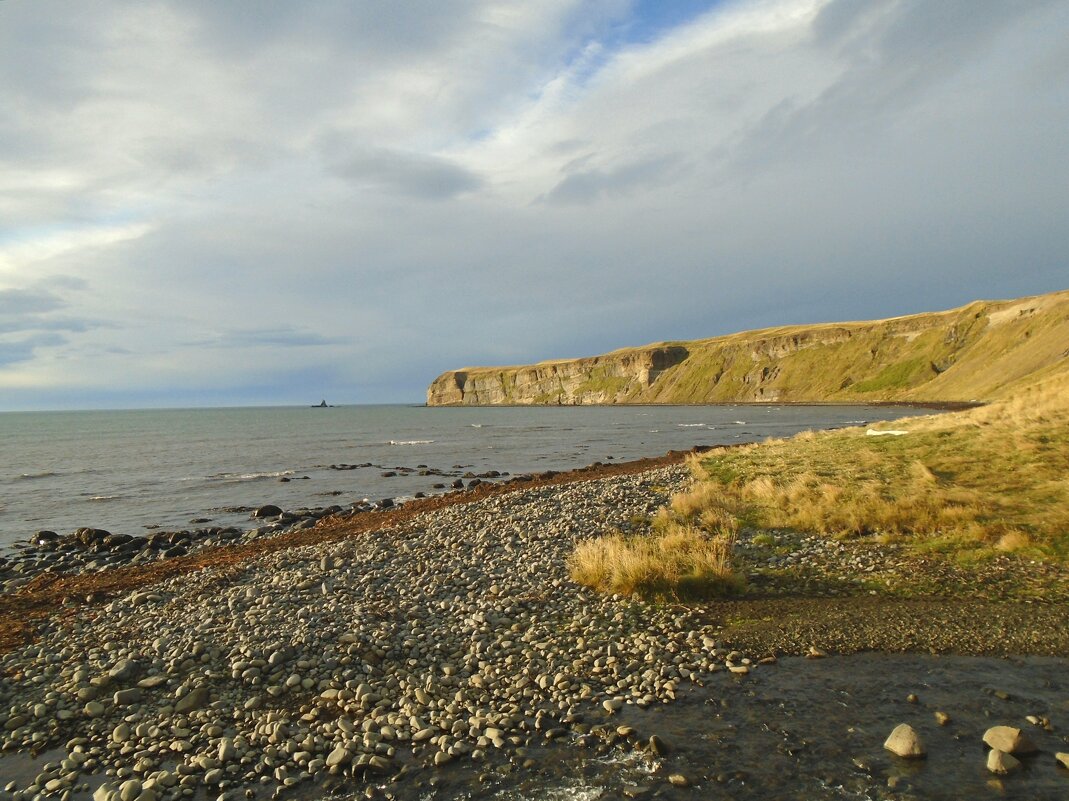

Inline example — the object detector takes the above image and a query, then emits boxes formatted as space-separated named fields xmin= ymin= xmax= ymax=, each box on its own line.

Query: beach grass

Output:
xmin=569 ymin=483 xmax=744 ymax=600
xmin=692 ymin=369 xmax=1069 ymax=561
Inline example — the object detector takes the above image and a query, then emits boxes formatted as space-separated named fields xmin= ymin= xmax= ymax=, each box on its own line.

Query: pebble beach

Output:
xmin=2 ymin=457 xmax=1068 ymax=800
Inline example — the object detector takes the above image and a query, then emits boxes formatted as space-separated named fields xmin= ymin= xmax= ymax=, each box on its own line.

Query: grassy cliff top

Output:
xmin=434 ymin=288 xmax=1069 ymax=405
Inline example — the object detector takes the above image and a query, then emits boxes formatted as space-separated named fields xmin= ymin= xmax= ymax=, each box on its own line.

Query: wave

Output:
xmin=16 ymin=471 xmax=60 ymax=481
xmin=206 ymin=470 xmax=295 ymax=483
xmin=470 ymin=424 xmax=484 ymax=428
xmin=734 ymin=420 xmax=746 ymax=425
xmin=86 ymin=495 xmax=121 ymax=502
xmin=388 ymin=440 xmax=435 ymax=446
xmin=677 ymin=423 xmax=706 ymax=428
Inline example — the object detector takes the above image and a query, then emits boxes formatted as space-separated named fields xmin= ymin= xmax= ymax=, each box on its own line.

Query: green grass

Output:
xmin=688 ymin=369 xmax=1069 ymax=560
xmin=430 ymin=289 xmax=1069 ymax=407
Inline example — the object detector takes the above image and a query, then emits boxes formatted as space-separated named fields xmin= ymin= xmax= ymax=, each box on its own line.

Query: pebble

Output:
xmin=0 ymin=463 xmax=893 ymax=800
xmin=987 ymin=749 xmax=1021 ymax=775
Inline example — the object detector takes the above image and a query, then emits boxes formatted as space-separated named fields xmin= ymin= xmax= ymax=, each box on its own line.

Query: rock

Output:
xmin=987 ymin=749 xmax=1021 ymax=775
xmin=94 ymin=784 xmax=117 ymax=801
xmin=884 ymin=724 xmax=925 ymax=758
xmin=218 ymin=737 xmax=237 ymax=763
xmin=118 ymin=779 xmax=142 ymax=801
xmin=603 ymin=698 xmax=623 ymax=714
xmin=252 ymin=505 xmax=283 ymax=519
xmin=325 ymin=745 xmax=349 ymax=767
xmin=174 ymin=686 xmax=210 ymax=713
xmin=114 ymin=688 xmax=142 ymax=705
xmin=1056 ymin=752 xmax=1069 ymax=769
xmin=667 ymin=774 xmax=689 ymax=787
xmin=112 ymin=722 xmax=131 ymax=744
xmin=934 ymin=711 xmax=951 ymax=726
xmin=84 ymin=701 xmax=106 ymax=718
xmin=107 ymin=658 xmax=140 ymax=680
xmin=983 ymin=726 xmax=1037 ymax=755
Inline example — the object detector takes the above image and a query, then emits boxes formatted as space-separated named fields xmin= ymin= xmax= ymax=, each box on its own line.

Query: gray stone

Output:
xmin=325 ymin=745 xmax=350 ymax=767
xmin=113 ymin=688 xmax=142 ymax=706
xmin=174 ymin=687 xmax=209 ymax=714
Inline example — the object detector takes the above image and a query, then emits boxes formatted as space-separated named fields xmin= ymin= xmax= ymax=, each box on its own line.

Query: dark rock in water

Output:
xmin=33 ymin=530 xmax=59 ymax=544
xmin=279 ymin=477 xmax=290 ymax=482
xmin=161 ymin=545 xmax=187 ymax=559
xmin=414 ymin=492 xmax=426 ymax=498
xmin=104 ymin=533 xmax=132 ymax=548
xmin=432 ymin=483 xmax=446 ymax=489
xmin=379 ymin=498 xmax=395 ymax=509
xmin=381 ymin=471 xmax=397 ymax=478
xmin=451 ymin=479 xmax=464 ymax=489
xmin=252 ymin=504 xmax=283 ymax=519
xmin=74 ymin=527 xmax=111 ymax=547
xmin=468 ymin=479 xmax=482 ymax=489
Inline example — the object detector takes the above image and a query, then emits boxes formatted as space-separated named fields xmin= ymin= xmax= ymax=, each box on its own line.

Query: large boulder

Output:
xmin=983 ymin=726 xmax=1037 ymax=755
xmin=884 ymin=723 xmax=925 ymax=758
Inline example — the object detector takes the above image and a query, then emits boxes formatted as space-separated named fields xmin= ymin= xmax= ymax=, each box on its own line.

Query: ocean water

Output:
xmin=0 ymin=403 xmax=934 ymax=551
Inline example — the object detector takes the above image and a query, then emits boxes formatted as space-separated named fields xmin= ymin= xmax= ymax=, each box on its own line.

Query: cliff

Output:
xmin=426 ymin=289 xmax=1069 ymax=405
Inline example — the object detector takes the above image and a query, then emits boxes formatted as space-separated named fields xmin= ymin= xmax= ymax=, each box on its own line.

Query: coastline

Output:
xmin=1 ymin=451 xmax=1067 ymax=800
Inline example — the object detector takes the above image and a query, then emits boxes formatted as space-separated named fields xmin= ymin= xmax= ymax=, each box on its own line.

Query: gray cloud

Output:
xmin=188 ymin=327 xmax=348 ymax=349
xmin=0 ymin=333 xmax=66 ymax=367
xmin=0 ymin=288 xmax=64 ymax=316
xmin=322 ymin=144 xmax=484 ymax=200
xmin=543 ymin=153 xmax=685 ymax=204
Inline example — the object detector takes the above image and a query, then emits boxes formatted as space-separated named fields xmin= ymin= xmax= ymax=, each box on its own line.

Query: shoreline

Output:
xmin=0 ymin=455 xmax=1066 ymax=801
xmin=423 ymin=399 xmax=984 ymax=411
xmin=0 ymin=449 xmax=700 ymax=655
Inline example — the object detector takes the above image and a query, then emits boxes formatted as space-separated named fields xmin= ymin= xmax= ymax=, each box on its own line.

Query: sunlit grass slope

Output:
xmin=695 ymin=368 xmax=1069 ymax=561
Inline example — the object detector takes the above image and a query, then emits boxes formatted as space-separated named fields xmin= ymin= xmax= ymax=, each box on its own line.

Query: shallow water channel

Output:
xmin=3 ymin=654 xmax=1067 ymax=801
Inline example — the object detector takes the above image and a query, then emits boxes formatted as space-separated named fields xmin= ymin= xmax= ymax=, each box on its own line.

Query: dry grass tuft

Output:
xmin=569 ymin=524 xmax=740 ymax=601
xmin=569 ymin=480 xmax=743 ymax=600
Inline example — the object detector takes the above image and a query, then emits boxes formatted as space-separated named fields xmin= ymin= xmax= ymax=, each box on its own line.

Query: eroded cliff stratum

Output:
xmin=426 ymin=290 xmax=1069 ymax=406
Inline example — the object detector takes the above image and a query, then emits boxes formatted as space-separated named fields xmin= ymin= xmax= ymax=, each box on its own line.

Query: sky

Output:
xmin=1 ymin=0 xmax=1067 ymax=410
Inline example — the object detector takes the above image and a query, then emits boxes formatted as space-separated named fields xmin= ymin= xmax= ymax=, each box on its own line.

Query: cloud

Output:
xmin=188 ymin=327 xmax=348 ymax=349
xmin=322 ymin=143 xmax=484 ymax=200
xmin=0 ymin=0 xmax=1067 ymax=409
xmin=0 ymin=333 xmax=67 ymax=367
xmin=543 ymin=153 xmax=686 ymax=204
xmin=0 ymin=288 xmax=64 ymax=316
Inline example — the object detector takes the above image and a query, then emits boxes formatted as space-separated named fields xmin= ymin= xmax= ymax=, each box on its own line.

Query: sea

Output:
xmin=0 ymin=403 xmax=936 ymax=552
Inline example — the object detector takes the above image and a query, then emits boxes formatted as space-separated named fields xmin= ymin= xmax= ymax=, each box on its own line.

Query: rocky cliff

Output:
xmin=427 ymin=289 xmax=1069 ymax=405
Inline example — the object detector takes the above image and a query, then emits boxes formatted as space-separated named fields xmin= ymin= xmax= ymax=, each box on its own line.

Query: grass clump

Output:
xmin=569 ymin=483 xmax=743 ymax=601
xmin=691 ymin=370 xmax=1069 ymax=560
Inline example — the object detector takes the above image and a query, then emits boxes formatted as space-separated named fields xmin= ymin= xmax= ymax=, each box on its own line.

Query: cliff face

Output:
xmin=427 ymin=346 xmax=689 ymax=405
xmin=427 ymin=290 xmax=1069 ymax=405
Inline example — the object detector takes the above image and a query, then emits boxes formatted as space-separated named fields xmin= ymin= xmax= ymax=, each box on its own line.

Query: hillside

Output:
xmin=427 ymin=289 xmax=1069 ymax=405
